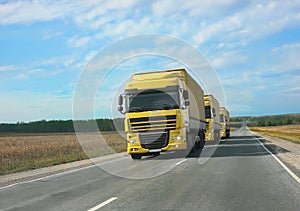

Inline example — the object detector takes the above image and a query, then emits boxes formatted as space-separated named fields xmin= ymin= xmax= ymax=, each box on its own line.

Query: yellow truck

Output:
xmin=118 ymin=68 xmax=206 ymax=159
xmin=204 ymin=95 xmax=221 ymax=141
xmin=219 ymin=107 xmax=230 ymax=138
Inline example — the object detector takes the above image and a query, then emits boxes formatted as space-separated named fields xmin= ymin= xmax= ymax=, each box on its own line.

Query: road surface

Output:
xmin=1 ymin=126 xmax=299 ymax=210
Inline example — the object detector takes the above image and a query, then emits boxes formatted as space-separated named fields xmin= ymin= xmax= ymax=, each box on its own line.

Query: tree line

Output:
xmin=0 ymin=118 xmax=124 ymax=133
xmin=230 ymin=113 xmax=300 ymax=127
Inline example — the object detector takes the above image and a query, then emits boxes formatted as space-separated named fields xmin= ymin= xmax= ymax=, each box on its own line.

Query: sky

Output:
xmin=0 ymin=0 xmax=300 ymax=123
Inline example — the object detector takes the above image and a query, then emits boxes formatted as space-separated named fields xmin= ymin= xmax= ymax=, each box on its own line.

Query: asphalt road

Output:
xmin=1 ymin=126 xmax=300 ymax=211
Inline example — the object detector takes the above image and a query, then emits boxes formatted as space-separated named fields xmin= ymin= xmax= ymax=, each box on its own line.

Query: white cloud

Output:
xmin=0 ymin=0 xmax=100 ymax=25
xmin=68 ymin=35 xmax=91 ymax=48
xmin=152 ymin=0 xmax=246 ymax=17
xmin=16 ymin=68 xmax=62 ymax=80
xmin=84 ymin=50 xmax=98 ymax=62
xmin=211 ymin=50 xmax=248 ymax=68
xmin=268 ymin=42 xmax=300 ymax=73
xmin=74 ymin=0 xmax=139 ymax=30
xmin=0 ymin=65 xmax=17 ymax=72
xmin=193 ymin=1 xmax=300 ymax=45
xmin=43 ymin=30 xmax=63 ymax=40
xmin=64 ymin=58 xmax=75 ymax=67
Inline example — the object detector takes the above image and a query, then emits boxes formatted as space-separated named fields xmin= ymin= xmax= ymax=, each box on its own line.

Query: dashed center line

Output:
xmin=87 ymin=197 xmax=118 ymax=211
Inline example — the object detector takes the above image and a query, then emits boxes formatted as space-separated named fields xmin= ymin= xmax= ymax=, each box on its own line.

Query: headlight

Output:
xmin=127 ymin=140 xmax=136 ymax=144
xmin=173 ymin=136 xmax=182 ymax=141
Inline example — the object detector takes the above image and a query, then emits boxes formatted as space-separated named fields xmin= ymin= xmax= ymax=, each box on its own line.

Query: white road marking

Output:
xmin=96 ymin=156 xmax=128 ymax=167
xmin=176 ymin=159 xmax=187 ymax=166
xmin=0 ymin=165 xmax=95 ymax=191
xmin=87 ymin=197 xmax=118 ymax=211
xmin=0 ymin=156 xmax=128 ymax=191
xmin=248 ymin=128 xmax=300 ymax=184
xmin=237 ymin=152 xmax=266 ymax=155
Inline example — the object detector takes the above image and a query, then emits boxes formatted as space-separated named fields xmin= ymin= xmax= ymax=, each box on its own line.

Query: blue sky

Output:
xmin=0 ymin=0 xmax=300 ymax=123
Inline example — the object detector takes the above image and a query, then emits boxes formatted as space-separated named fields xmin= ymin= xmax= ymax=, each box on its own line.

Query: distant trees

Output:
xmin=0 ymin=118 xmax=125 ymax=133
xmin=231 ymin=114 xmax=300 ymax=127
xmin=257 ymin=118 xmax=294 ymax=126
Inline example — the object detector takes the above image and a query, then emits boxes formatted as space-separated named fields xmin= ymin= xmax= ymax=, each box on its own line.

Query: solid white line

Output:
xmin=97 ymin=156 xmax=128 ymax=166
xmin=176 ymin=159 xmax=187 ymax=166
xmin=87 ymin=197 xmax=118 ymax=211
xmin=248 ymin=128 xmax=300 ymax=184
xmin=0 ymin=155 xmax=129 ymax=191
xmin=0 ymin=165 xmax=95 ymax=191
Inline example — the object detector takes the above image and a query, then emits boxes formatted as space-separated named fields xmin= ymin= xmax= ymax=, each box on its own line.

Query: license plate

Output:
xmin=149 ymin=149 xmax=161 ymax=152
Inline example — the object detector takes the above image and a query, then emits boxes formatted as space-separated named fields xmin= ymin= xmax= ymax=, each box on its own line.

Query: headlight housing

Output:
xmin=172 ymin=136 xmax=182 ymax=141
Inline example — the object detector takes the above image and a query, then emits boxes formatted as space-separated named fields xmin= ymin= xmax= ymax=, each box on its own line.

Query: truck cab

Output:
xmin=118 ymin=69 xmax=206 ymax=159
xmin=204 ymin=95 xmax=221 ymax=142
xmin=219 ymin=107 xmax=230 ymax=138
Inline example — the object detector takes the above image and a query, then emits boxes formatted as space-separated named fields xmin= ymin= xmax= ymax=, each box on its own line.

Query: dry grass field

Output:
xmin=0 ymin=132 xmax=127 ymax=175
xmin=250 ymin=124 xmax=300 ymax=144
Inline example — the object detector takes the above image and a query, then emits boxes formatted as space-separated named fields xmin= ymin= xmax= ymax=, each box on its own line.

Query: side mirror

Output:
xmin=184 ymin=100 xmax=190 ymax=107
xmin=213 ymin=109 xmax=216 ymax=117
xmin=118 ymin=106 xmax=123 ymax=112
xmin=118 ymin=95 xmax=123 ymax=106
xmin=183 ymin=90 xmax=189 ymax=100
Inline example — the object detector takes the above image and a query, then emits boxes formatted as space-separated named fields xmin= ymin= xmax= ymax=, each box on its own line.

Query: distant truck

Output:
xmin=204 ymin=95 xmax=221 ymax=141
xmin=118 ymin=69 xmax=206 ymax=159
xmin=219 ymin=107 xmax=230 ymax=138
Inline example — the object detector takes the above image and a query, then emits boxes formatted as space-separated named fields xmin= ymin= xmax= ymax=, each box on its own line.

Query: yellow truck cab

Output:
xmin=204 ymin=95 xmax=221 ymax=141
xmin=219 ymin=107 xmax=230 ymax=138
xmin=118 ymin=69 xmax=206 ymax=159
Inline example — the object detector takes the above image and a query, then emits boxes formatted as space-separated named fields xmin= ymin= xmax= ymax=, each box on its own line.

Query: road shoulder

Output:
xmin=250 ymin=131 xmax=300 ymax=177
xmin=0 ymin=152 xmax=127 ymax=186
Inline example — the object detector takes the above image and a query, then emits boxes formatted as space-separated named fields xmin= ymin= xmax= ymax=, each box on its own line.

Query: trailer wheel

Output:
xmin=131 ymin=154 xmax=142 ymax=160
xmin=198 ymin=131 xmax=205 ymax=149
xmin=226 ymin=129 xmax=230 ymax=138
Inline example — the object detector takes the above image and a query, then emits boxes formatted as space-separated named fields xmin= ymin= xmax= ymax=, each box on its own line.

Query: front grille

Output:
xmin=206 ymin=121 xmax=210 ymax=130
xmin=139 ymin=132 xmax=169 ymax=149
xmin=130 ymin=115 xmax=176 ymax=132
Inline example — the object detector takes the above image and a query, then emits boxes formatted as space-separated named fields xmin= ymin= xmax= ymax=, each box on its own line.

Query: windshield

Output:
xmin=205 ymin=106 xmax=211 ymax=118
xmin=127 ymin=89 xmax=179 ymax=112
xmin=220 ymin=114 xmax=225 ymax=122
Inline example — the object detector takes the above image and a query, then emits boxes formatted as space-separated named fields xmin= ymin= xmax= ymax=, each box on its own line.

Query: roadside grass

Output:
xmin=250 ymin=124 xmax=300 ymax=144
xmin=0 ymin=132 xmax=127 ymax=175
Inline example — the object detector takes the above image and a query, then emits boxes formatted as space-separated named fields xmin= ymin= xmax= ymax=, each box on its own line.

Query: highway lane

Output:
xmin=1 ymin=126 xmax=300 ymax=210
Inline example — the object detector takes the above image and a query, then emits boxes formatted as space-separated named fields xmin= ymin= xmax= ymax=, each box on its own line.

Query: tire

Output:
xmin=226 ymin=129 xmax=230 ymax=138
xmin=198 ymin=131 xmax=205 ymax=149
xmin=152 ymin=152 xmax=160 ymax=156
xmin=131 ymin=154 xmax=142 ymax=160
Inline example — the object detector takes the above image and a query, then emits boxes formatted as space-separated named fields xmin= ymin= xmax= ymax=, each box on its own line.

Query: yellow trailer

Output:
xmin=219 ymin=107 xmax=230 ymax=138
xmin=118 ymin=68 xmax=206 ymax=159
xmin=204 ymin=95 xmax=221 ymax=141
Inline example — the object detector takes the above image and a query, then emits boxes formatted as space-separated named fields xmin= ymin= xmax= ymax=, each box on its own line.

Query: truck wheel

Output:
xmin=131 ymin=154 xmax=142 ymax=160
xmin=199 ymin=136 xmax=205 ymax=149
xmin=197 ymin=131 xmax=205 ymax=150
xmin=226 ymin=130 xmax=230 ymax=138
xmin=152 ymin=152 xmax=160 ymax=156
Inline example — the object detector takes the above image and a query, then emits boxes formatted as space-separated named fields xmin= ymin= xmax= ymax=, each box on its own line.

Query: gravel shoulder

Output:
xmin=251 ymin=131 xmax=300 ymax=174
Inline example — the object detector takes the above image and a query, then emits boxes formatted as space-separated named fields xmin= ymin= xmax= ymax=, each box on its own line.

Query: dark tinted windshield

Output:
xmin=128 ymin=90 xmax=179 ymax=112
xmin=220 ymin=114 xmax=225 ymax=122
xmin=205 ymin=106 xmax=211 ymax=118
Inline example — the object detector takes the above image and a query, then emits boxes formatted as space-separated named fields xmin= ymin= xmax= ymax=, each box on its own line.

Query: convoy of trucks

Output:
xmin=204 ymin=95 xmax=221 ymax=141
xmin=220 ymin=107 xmax=230 ymax=138
xmin=118 ymin=68 xmax=230 ymax=159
